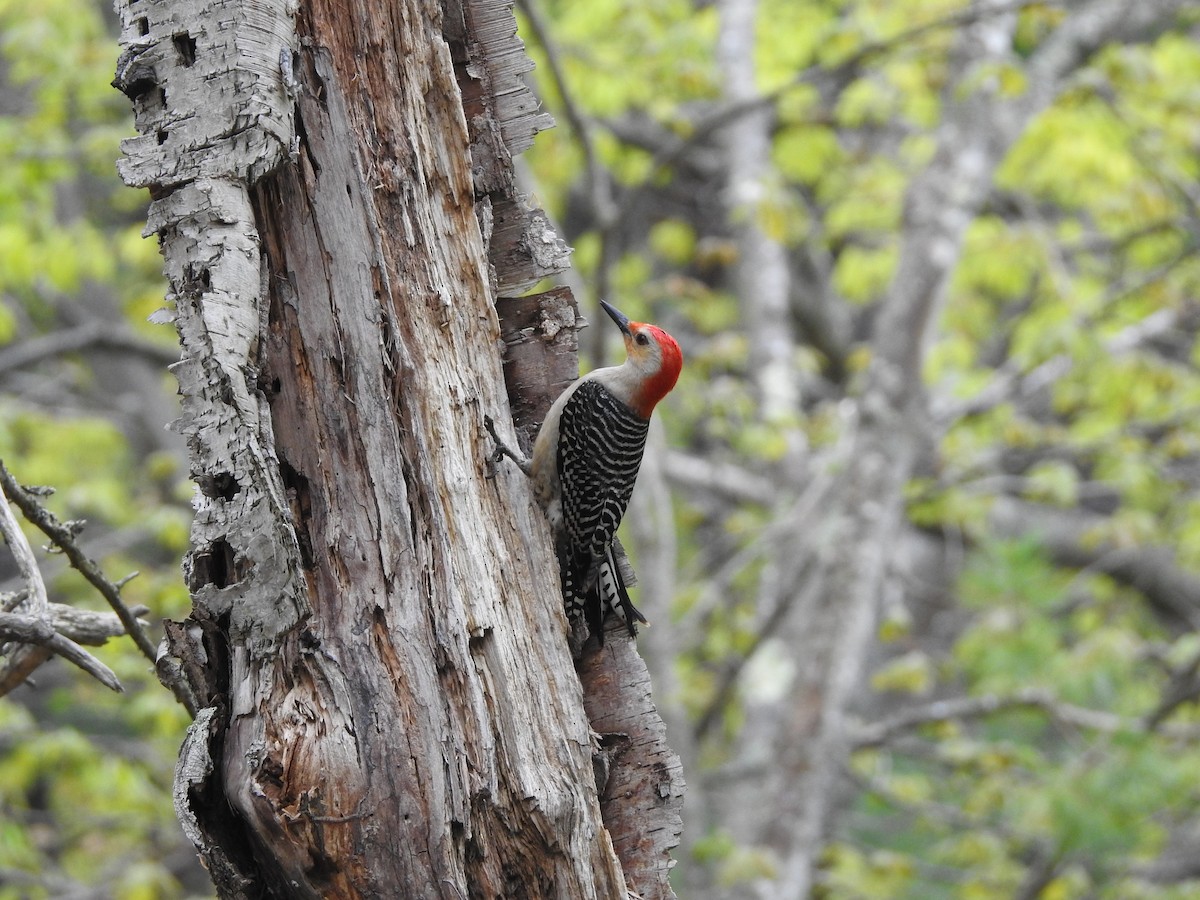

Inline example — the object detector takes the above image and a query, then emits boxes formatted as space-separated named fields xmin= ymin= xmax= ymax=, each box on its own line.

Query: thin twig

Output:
xmin=678 ymin=462 xmax=836 ymax=642
xmin=1 ymin=589 xmax=30 ymax=612
xmin=483 ymin=415 xmax=533 ymax=475
xmin=516 ymin=0 xmax=614 ymax=229
xmin=0 ymin=461 xmax=157 ymax=663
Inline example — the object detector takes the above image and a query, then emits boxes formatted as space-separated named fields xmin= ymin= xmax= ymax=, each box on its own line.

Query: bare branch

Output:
xmin=515 ymin=0 xmax=623 ymax=366
xmin=991 ymin=497 xmax=1200 ymax=632
xmin=674 ymin=461 xmax=837 ymax=651
xmin=663 ymin=450 xmax=775 ymax=506
xmin=0 ymin=611 xmax=123 ymax=694
xmin=0 ymin=462 xmax=197 ymax=714
xmin=1025 ymin=0 xmax=1190 ymax=101
xmin=515 ymin=0 xmax=614 ymax=229
xmin=936 ymin=302 xmax=1194 ymax=424
xmin=0 ymin=321 xmax=178 ymax=377
xmin=0 ymin=475 xmax=48 ymax=618
xmin=0 ymin=462 xmax=156 ymax=661
xmin=606 ymin=0 xmax=1059 ymax=236
xmin=851 ymin=687 xmax=1200 ymax=749
xmin=50 ymin=602 xmax=151 ymax=645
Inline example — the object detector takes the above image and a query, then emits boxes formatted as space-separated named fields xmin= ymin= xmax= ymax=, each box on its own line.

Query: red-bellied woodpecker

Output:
xmin=489 ymin=300 xmax=683 ymax=644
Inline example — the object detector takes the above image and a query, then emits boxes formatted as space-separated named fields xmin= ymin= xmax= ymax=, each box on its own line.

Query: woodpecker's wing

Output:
xmin=556 ymin=379 xmax=649 ymax=635
xmin=557 ymin=379 xmax=649 ymax=557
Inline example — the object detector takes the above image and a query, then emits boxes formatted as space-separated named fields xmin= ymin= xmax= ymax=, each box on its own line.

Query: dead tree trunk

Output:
xmin=112 ymin=0 xmax=681 ymax=896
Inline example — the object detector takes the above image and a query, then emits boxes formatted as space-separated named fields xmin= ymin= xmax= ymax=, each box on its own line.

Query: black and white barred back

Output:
xmin=556 ymin=379 xmax=650 ymax=641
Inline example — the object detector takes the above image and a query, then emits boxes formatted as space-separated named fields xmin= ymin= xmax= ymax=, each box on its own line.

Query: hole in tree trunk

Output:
xmin=172 ymin=33 xmax=197 ymax=67
xmin=113 ymin=65 xmax=158 ymax=103
xmin=279 ymin=458 xmax=316 ymax=570
xmin=182 ymin=264 xmax=211 ymax=292
xmin=189 ymin=538 xmax=238 ymax=590
xmin=199 ymin=471 xmax=241 ymax=501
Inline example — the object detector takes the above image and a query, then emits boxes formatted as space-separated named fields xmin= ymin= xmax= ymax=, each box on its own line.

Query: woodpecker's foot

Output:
xmin=483 ymin=415 xmax=532 ymax=477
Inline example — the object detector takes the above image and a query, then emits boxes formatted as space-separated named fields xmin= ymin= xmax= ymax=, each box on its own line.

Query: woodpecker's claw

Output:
xmin=484 ymin=415 xmax=532 ymax=477
xmin=483 ymin=416 xmax=503 ymax=479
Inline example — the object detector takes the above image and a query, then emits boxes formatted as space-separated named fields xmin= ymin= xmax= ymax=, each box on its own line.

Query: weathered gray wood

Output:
xmin=0 ymin=472 xmax=141 ymax=695
xmin=580 ymin=626 xmax=685 ymax=900
xmin=451 ymin=2 xmax=686 ymax=885
xmin=237 ymin=33 xmax=623 ymax=892
xmin=0 ymin=612 xmax=123 ymax=694
xmin=446 ymin=0 xmax=570 ymax=296
xmin=495 ymin=287 xmax=583 ymax=453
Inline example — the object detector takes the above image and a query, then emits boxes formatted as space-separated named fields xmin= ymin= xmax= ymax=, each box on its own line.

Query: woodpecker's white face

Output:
xmin=623 ymin=322 xmax=669 ymax=373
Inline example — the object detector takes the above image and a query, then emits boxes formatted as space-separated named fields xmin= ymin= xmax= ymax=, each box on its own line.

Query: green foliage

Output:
xmin=870 ymin=650 xmax=934 ymax=695
xmin=0 ymin=0 xmax=161 ymax=312
xmin=0 ymin=694 xmax=191 ymax=897
xmin=840 ymin=540 xmax=1200 ymax=898
xmin=824 ymin=843 xmax=918 ymax=899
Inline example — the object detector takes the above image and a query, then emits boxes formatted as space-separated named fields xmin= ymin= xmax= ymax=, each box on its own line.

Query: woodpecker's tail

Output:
xmin=596 ymin=543 xmax=647 ymax=642
xmin=559 ymin=540 xmax=647 ymax=645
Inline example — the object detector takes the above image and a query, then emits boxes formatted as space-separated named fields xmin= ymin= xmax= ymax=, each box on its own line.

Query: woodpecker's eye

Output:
xmin=635 ymin=333 xmax=650 ymax=346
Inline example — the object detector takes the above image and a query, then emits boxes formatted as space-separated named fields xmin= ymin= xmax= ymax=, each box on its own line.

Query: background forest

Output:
xmin=3 ymin=0 xmax=1200 ymax=897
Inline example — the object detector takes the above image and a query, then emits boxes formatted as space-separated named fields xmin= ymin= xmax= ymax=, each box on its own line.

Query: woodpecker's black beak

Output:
xmin=599 ymin=300 xmax=632 ymax=336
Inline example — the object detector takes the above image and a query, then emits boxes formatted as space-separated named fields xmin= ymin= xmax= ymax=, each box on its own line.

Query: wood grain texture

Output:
xmin=445 ymin=0 xmax=570 ymax=296
xmin=490 ymin=275 xmax=686 ymax=900
xmin=239 ymin=31 xmax=625 ymax=891
xmin=495 ymin=287 xmax=582 ymax=453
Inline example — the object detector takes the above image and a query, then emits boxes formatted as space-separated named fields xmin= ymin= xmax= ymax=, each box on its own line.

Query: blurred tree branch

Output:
xmin=0 ymin=611 xmax=122 ymax=693
xmin=0 ymin=461 xmax=197 ymax=713
xmin=852 ymin=687 xmax=1200 ymax=749
xmin=0 ymin=320 xmax=178 ymax=377
xmin=0 ymin=469 xmax=123 ymax=694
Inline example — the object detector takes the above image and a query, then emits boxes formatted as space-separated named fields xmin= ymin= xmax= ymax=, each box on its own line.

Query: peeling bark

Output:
xmin=115 ymin=0 xmax=679 ymax=895
xmin=495 ymin=287 xmax=583 ymax=453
